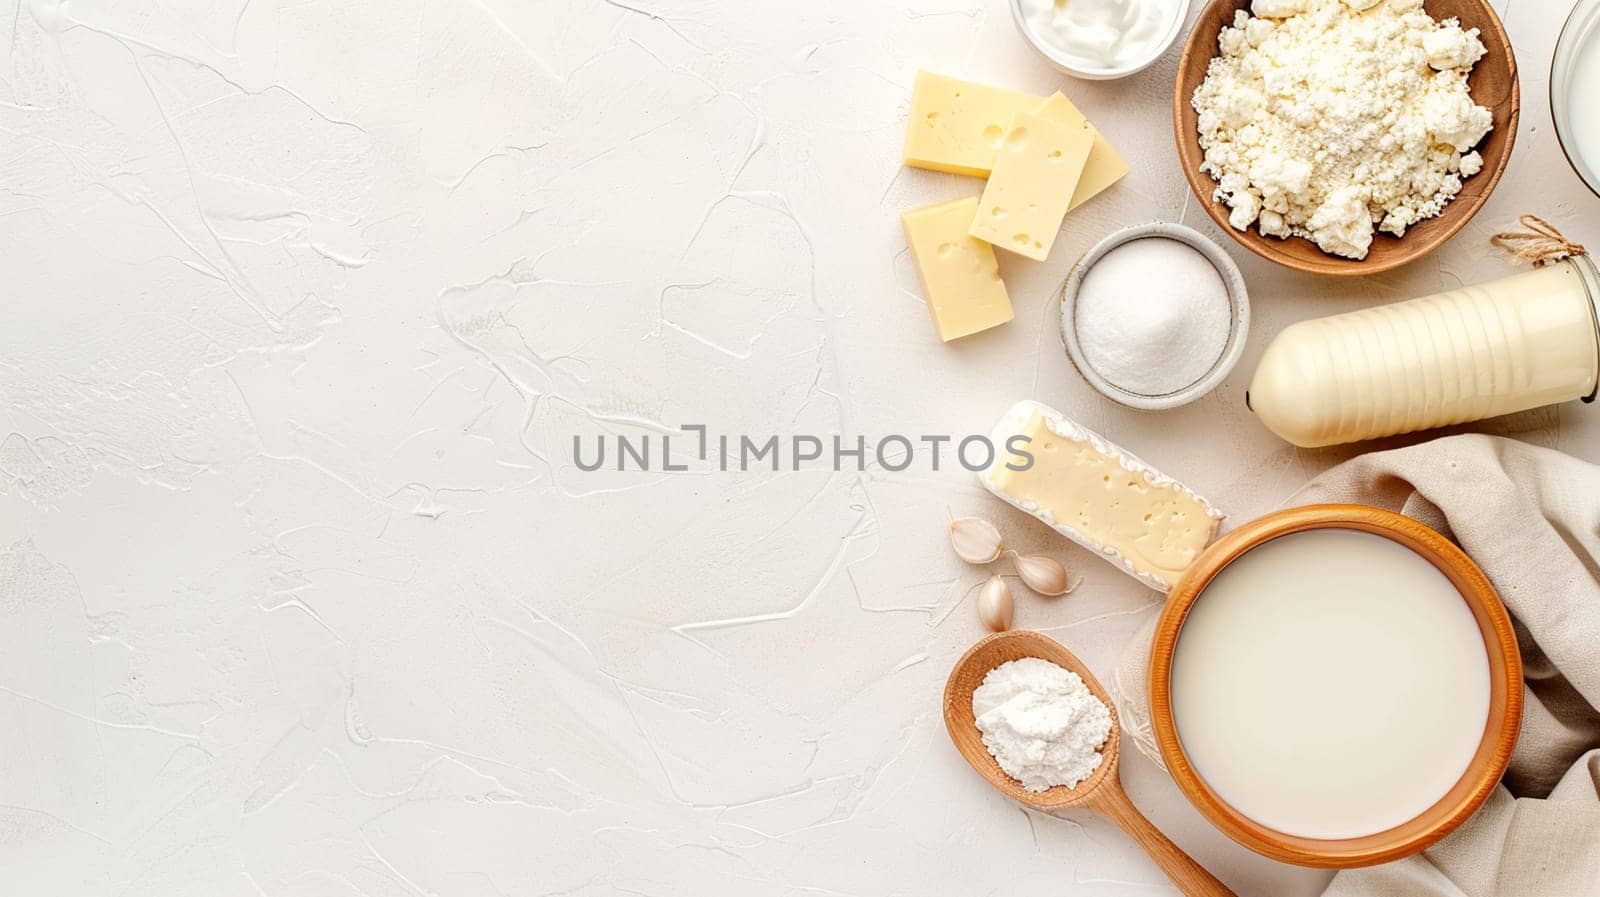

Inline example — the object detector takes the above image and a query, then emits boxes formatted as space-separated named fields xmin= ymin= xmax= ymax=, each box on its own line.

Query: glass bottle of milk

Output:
xmin=1247 ymin=256 xmax=1600 ymax=448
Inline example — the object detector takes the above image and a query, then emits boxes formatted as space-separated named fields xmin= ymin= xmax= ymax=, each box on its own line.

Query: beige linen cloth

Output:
xmin=1114 ymin=434 xmax=1600 ymax=897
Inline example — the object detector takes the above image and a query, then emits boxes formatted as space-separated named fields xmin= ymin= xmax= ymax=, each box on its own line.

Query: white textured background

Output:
xmin=2 ymin=0 xmax=1597 ymax=894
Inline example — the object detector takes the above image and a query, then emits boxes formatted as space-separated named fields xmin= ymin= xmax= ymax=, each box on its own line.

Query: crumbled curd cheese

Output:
xmin=1424 ymin=24 xmax=1487 ymax=70
xmin=1193 ymin=0 xmax=1492 ymax=259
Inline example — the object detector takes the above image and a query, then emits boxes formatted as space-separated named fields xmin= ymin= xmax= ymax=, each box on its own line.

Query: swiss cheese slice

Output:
xmin=900 ymin=197 xmax=1014 ymax=342
xmin=900 ymin=73 xmax=1130 ymax=209
xmin=969 ymin=108 xmax=1094 ymax=261
xmin=901 ymin=71 xmax=1046 ymax=178
xmin=1035 ymin=92 xmax=1130 ymax=210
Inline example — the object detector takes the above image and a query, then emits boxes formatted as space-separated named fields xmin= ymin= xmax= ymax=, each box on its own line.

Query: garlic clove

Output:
xmin=950 ymin=516 xmax=1005 ymax=564
xmin=1014 ymin=554 xmax=1072 ymax=597
xmin=977 ymin=575 xmax=1014 ymax=631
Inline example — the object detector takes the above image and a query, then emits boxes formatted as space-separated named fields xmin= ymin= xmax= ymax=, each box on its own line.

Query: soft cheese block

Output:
xmin=902 ymin=71 xmax=1044 ymax=178
xmin=901 ymin=197 xmax=1014 ymax=342
xmin=969 ymin=108 xmax=1094 ymax=261
xmin=981 ymin=401 xmax=1223 ymax=590
xmin=1035 ymin=92 xmax=1130 ymax=210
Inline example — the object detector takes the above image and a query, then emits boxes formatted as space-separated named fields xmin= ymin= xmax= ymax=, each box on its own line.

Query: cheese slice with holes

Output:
xmin=981 ymin=401 xmax=1224 ymax=591
xmin=900 ymin=196 xmax=1014 ymax=342
xmin=901 ymin=71 xmax=1045 ymax=178
xmin=1035 ymin=92 xmax=1130 ymax=210
xmin=968 ymin=109 xmax=1094 ymax=261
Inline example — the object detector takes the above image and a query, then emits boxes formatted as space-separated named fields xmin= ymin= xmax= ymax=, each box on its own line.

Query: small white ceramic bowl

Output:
xmin=1059 ymin=222 xmax=1249 ymax=411
xmin=1010 ymin=0 xmax=1192 ymax=80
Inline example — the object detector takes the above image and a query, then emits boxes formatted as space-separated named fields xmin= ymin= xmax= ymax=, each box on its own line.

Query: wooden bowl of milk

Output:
xmin=1148 ymin=504 xmax=1522 ymax=868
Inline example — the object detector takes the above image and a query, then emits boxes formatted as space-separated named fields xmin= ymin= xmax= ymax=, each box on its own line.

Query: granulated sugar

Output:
xmin=1072 ymin=237 xmax=1232 ymax=397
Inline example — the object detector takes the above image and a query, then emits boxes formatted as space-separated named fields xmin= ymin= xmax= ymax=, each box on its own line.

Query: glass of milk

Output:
xmin=1553 ymin=0 xmax=1600 ymax=197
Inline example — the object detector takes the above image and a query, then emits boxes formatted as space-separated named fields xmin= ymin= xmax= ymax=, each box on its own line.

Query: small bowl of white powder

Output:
xmin=1061 ymin=223 xmax=1249 ymax=411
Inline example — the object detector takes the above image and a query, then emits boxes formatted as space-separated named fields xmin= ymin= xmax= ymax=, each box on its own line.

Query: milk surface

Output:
xmin=1170 ymin=529 xmax=1491 ymax=840
xmin=1571 ymin=34 xmax=1600 ymax=186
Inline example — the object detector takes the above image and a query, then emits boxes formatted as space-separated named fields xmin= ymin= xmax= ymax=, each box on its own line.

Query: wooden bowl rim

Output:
xmin=1147 ymin=503 xmax=1524 ymax=867
xmin=1171 ymin=0 xmax=1521 ymax=276
xmin=943 ymin=629 xmax=1122 ymax=809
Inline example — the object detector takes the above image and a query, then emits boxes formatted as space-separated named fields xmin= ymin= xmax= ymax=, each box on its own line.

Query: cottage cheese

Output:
xmin=1193 ymin=0 xmax=1491 ymax=259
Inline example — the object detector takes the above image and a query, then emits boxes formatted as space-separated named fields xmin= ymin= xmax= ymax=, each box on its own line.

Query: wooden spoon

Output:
xmin=943 ymin=630 xmax=1236 ymax=897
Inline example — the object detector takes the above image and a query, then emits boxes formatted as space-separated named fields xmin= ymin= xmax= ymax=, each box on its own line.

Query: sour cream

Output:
xmin=1017 ymin=0 xmax=1184 ymax=74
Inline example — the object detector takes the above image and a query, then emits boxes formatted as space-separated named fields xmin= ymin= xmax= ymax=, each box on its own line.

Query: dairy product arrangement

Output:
xmin=10 ymin=0 xmax=1600 ymax=894
xmin=896 ymin=0 xmax=1597 ymax=885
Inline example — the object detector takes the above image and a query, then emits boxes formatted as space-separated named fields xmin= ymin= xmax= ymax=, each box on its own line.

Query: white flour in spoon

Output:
xmin=972 ymin=657 xmax=1113 ymax=792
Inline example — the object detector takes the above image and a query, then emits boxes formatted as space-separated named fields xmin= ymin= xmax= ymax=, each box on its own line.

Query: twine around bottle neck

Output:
xmin=1490 ymin=215 xmax=1587 ymax=267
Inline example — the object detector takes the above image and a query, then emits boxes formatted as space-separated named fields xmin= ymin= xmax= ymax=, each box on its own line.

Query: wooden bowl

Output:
xmin=1148 ymin=504 xmax=1523 ymax=867
xmin=1173 ymin=0 xmax=1520 ymax=276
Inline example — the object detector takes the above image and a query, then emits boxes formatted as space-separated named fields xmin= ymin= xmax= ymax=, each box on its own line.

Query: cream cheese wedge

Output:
xmin=981 ymin=401 xmax=1224 ymax=591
